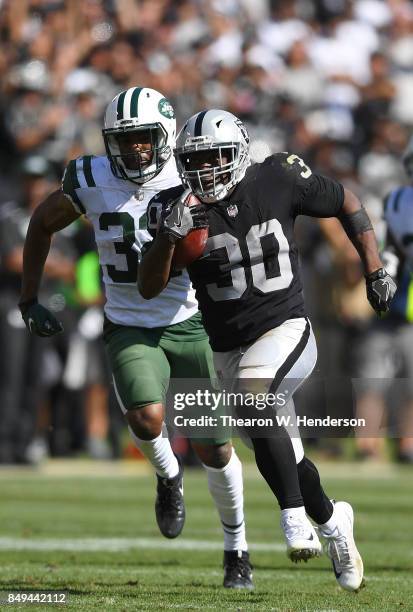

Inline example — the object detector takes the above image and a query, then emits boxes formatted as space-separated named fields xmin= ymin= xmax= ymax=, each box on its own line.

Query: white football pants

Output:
xmin=213 ymin=317 xmax=317 ymax=462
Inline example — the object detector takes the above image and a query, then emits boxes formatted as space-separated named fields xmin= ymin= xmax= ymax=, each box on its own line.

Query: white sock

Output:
xmin=202 ymin=449 xmax=247 ymax=552
xmin=128 ymin=427 xmax=179 ymax=479
xmin=319 ymin=504 xmax=338 ymax=533
xmin=281 ymin=506 xmax=307 ymax=521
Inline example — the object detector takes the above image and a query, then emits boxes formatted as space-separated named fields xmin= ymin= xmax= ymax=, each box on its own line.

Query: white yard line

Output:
xmin=0 ymin=536 xmax=284 ymax=553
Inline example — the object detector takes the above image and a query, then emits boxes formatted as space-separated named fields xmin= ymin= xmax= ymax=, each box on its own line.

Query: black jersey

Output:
xmin=148 ymin=153 xmax=344 ymax=351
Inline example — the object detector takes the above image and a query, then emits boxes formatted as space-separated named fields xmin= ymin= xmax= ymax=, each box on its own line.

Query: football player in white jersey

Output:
xmin=19 ymin=88 xmax=253 ymax=589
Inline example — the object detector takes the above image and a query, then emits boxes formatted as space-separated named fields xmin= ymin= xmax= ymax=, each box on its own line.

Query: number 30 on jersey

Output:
xmin=204 ymin=219 xmax=293 ymax=301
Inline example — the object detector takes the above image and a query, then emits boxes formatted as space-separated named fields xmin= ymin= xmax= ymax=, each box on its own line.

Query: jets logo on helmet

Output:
xmin=174 ymin=109 xmax=250 ymax=203
xmin=103 ymin=87 xmax=176 ymax=184
xmin=158 ymin=98 xmax=175 ymax=119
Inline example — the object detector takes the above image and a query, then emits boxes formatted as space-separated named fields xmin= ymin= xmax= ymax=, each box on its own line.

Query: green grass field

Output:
xmin=0 ymin=458 xmax=412 ymax=611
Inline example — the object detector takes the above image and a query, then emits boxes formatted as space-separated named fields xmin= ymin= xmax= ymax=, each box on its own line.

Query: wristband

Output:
xmin=339 ymin=207 xmax=373 ymax=238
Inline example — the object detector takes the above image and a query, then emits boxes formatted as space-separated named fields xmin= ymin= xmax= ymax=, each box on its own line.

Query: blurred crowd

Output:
xmin=1 ymin=0 xmax=413 ymax=465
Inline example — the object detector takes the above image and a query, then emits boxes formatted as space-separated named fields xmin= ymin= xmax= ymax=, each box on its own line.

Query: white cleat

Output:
xmin=320 ymin=501 xmax=364 ymax=592
xmin=281 ymin=511 xmax=323 ymax=563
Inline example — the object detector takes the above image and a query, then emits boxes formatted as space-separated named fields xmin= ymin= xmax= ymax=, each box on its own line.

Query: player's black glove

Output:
xmin=19 ymin=298 xmax=63 ymax=337
xmin=159 ymin=189 xmax=208 ymax=244
xmin=365 ymin=268 xmax=397 ymax=314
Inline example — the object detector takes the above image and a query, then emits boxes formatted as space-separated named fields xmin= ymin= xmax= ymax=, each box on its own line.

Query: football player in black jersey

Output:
xmin=138 ymin=109 xmax=397 ymax=591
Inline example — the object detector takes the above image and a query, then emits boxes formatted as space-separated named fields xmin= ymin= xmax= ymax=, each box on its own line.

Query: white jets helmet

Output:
xmin=103 ymin=87 xmax=176 ymax=184
xmin=174 ymin=109 xmax=250 ymax=202
xmin=403 ymin=134 xmax=413 ymax=178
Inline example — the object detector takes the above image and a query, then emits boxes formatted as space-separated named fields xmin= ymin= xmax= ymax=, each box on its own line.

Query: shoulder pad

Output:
xmin=253 ymin=152 xmax=309 ymax=182
xmin=273 ymin=152 xmax=312 ymax=180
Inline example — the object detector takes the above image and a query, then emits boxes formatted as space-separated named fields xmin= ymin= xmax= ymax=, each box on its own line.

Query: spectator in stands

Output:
xmin=0 ymin=156 xmax=73 ymax=463
xmin=1 ymin=0 xmax=413 ymax=462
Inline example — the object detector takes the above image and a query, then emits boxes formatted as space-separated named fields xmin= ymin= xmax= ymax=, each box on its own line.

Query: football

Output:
xmin=171 ymin=193 xmax=209 ymax=270
xmin=172 ymin=226 xmax=209 ymax=270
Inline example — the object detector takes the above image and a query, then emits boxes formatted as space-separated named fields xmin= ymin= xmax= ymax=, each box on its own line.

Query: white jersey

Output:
xmin=62 ymin=154 xmax=198 ymax=327
xmin=384 ymin=185 xmax=413 ymax=266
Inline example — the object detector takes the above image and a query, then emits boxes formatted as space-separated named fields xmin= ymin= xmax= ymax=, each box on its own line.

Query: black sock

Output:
xmin=251 ymin=433 xmax=303 ymax=510
xmin=297 ymin=456 xmax=333 ymax=524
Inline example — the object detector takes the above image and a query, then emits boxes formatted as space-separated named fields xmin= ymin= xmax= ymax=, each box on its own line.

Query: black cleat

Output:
xmin=155 ymin=457 xmax=185 ymax=539
xmin=223 ymin=550 xmax=254 ymax=590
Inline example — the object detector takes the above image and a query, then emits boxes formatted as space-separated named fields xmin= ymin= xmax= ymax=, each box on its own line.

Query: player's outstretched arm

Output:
xmin=338 ymin=188 xmax=397 ymax=313
xmin=19 ymin=189 xmax=80 ymax=336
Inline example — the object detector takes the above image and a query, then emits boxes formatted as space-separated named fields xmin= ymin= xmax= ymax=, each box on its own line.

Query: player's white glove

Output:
xmin=159 ymin=189 xmax=208 ymax=244
xmin=365 ymin=268 xmax=397 ymax=314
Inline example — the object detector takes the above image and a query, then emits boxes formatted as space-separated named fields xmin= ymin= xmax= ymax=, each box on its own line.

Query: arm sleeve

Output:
xmin=294 ymin=173 xmax=345 ymax=218
xmin=275 ymin=153 xmax=344 ymax=218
